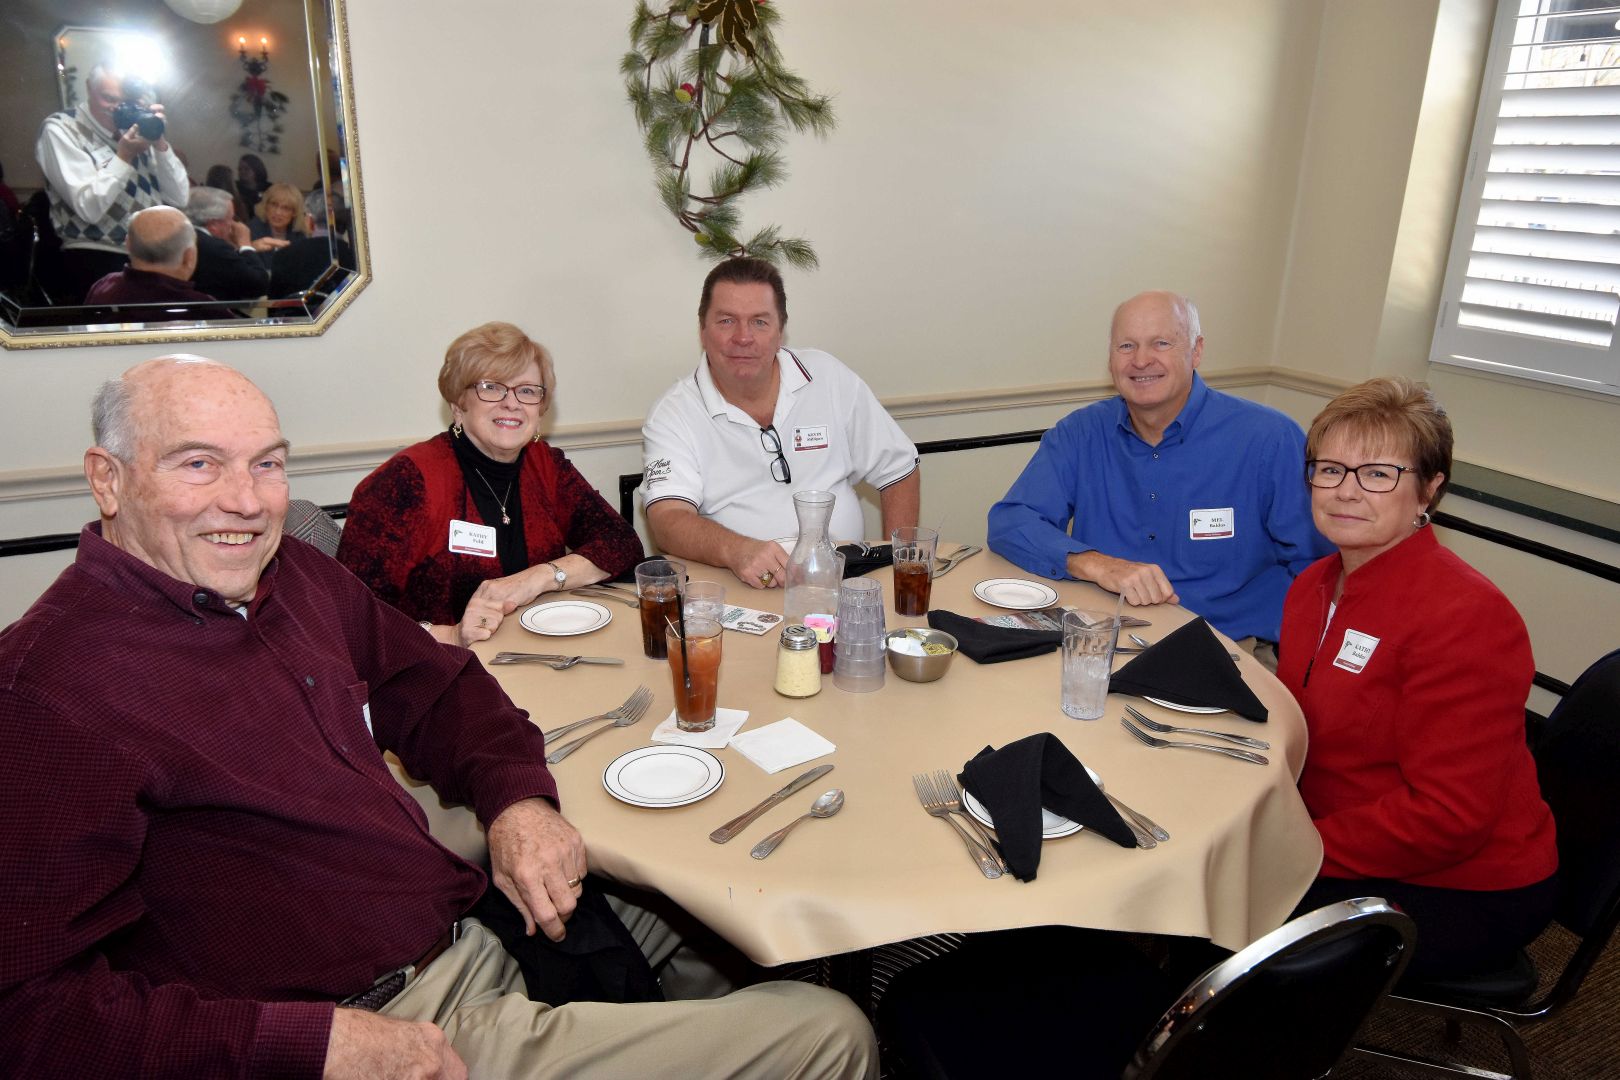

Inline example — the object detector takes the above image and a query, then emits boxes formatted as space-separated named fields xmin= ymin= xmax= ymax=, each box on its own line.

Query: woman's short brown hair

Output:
xmin=437 ymin=321 xmax=556 ymax=408
xmin=1306 ymin=376 xmax=1453 ymax=510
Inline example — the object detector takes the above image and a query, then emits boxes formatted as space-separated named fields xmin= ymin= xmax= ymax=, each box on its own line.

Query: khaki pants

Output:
xmin=379 ymin=919 xmax=878 ymax=1079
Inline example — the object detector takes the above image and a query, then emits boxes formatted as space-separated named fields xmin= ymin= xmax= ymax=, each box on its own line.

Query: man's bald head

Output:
xmin=126 ymin=207 xmax=197 ymax=278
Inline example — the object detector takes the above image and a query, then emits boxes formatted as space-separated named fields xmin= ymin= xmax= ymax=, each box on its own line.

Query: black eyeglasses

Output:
xmin=760 ymin=425 xmax=791 ymax=484
xmin=1305 ymin=459 xmax=1411 ymax=493
xmin=471 ymin=379 xmax=547 ymax=405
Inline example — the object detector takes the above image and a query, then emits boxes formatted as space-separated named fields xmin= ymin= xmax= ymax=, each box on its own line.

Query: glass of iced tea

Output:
xmin=667 ymin=617 xmax=723 ymax=731
xmin=635 ymin=558 xmax=687 ymax=659
xmin=891 ymin=527 xmax=939 ymax=617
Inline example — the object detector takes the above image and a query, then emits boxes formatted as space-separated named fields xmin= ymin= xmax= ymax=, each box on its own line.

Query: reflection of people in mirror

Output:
xmin=268 ymin=186 xmax=356 ymax=299
xmin=184 ymin=186 xmax=279 ymax=302
xmin=34 ymin=65 xmax=190 ymax=304
xmin=82 ymin=206 xmax=212 ymax=306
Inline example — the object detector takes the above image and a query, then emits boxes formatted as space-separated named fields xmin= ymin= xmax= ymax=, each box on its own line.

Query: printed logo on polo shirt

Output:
xmin=793 ymin=424 xmax=829 ymax=451
xmin=1332 ymin=629 xmax=1380 ymax=674
xmin=1189 ymin=508 xmax=1235 ymax=540
xmin=645 ymin=457 xmax=672 ymax=488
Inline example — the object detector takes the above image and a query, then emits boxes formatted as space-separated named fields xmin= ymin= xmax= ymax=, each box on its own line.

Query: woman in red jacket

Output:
xmin=338 ymin=322 xmax=643 ymax=646
xmin=1278 ymin=377 xmax=1556 ymax=980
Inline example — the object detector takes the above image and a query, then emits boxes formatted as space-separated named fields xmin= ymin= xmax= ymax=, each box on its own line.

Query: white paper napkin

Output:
xmin=650 ymin=707 xmax=749 ymax=749
xmin=727 ymin=717 xmax=836 ymax=774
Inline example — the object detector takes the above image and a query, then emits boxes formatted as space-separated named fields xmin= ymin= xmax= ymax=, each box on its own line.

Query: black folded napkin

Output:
xmin=960 ymin=733 xmax=1135 ymax=881
xmin=927 ymin=609 xmax=1060 ymax=664
xmin=839 ymin=543 xmax=892 ymax=578
xmin=1108 ymin=617 xmax=1268 ymax=722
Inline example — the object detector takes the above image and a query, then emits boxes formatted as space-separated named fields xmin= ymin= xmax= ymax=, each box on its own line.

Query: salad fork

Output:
xmin=546 ymin=689 xmax=655 ymax=763
xmin=541 ymin=685 xmax=651 ymax=744
xmin=912 ymin=773 xmax=1001 ymax=879
xmin=1123 ymin=704 xmax=1270 ymax=750
xmin=931 ymin=770 xmax=1008 ymax=872
xmin=1120 ymin=716 xmax=1269 ymax=766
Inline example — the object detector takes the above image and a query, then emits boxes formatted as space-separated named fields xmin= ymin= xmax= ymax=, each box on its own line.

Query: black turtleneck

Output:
xmin=449 ymin=429 xmax=530 ymax=577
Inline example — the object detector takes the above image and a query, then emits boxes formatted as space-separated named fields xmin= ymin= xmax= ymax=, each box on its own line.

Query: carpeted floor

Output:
xmin=1334 ymin=925 xmax=1620 ymax=1080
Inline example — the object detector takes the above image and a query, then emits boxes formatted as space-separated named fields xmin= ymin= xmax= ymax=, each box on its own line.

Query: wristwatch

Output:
xmin=547 ymin=562 xmax=567 ymax=589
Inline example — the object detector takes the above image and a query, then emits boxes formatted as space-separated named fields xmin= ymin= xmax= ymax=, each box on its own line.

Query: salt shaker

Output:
xmin=774 ymin=625 xmax=822 ymax=698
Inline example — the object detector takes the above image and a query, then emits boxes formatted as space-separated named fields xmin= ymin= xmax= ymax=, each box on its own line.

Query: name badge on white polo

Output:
xmin=793 ymin=424 xmax=830 ymax=451
xmin=448 ymin=518 xmax=498 ymax=558
xmin=1189 ymin=508 xmax=1236 ymax=540
xmin=1333 ymin=629 xmax=1381 ymax=674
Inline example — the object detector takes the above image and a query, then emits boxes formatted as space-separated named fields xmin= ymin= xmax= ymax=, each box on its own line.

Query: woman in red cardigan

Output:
xmin=1278 ymin=377 xmax=1556 ymax=981
xmin=338 ymin=322 xmax=643 ymax=646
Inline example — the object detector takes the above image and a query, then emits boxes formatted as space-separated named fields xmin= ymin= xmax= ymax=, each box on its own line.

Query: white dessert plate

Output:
xmin=520 ymin=600 xmax=612 ymax=637
xmin=1143 ymin=695 xmax=1229 ymax=716
xmin=972 ymin=578 xmax=1060 ymax=610
xmin=960 ymin=765 xmax=1101 ymax=840
xmin=603 ymin=746 xmax=725 ymax=808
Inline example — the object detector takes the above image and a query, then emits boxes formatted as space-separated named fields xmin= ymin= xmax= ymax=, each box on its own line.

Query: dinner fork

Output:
xmin=540 ymin=685 xmax=652 ymax=744
xmin=1123 ymin=703 xmax=1270 ymax=751
xmin=1119 ymin=716 xmax=1269 ymax=766
xmin=931 ymin=545 xmax=982 ymax=578
xmin=912 ymin=773 xmax=1002 ymax=879
xmin=573 ymin=588 xmax=640 ymax=608
xmin=546 ymin=690 xmax=654 ymax=763
xmin=931 ymin=770 xmax=1009 ymax=872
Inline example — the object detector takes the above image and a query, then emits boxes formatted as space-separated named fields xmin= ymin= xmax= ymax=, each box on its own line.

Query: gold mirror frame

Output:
xmin=0 ymin=0 xmax=368 ymax=350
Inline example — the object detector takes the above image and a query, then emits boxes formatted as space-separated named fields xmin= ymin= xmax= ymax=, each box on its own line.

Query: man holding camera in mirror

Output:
xmin=34 ymin=64 xmax=190 ymax=305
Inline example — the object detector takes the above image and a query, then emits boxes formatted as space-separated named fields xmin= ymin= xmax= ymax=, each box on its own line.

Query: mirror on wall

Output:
xmin=0 ymin=0 xmax=368 ymax=349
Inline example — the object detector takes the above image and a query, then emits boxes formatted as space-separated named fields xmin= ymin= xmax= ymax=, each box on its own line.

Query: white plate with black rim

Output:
xmin=520 ymin=600 xmax=612 ymax=637
xmin=603 ymin=745 xmax=725 ymax=809
xmin=972 ymin=578 xmax=1060 ymax=611
xmin=960 ymin=766 xmax=1101 ymax=841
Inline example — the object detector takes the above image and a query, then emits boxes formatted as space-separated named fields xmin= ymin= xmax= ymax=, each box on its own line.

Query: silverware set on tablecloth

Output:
xmin=931 ymin=545 xmax=982 ymax=578
xmin=492 ymin=652 xmax=625 ymax=669
xmin=543 ymin=685 xmax=653 ymax=763
xmin=572 ymin=582 xmax=641 ymax=607
xmin=1119 ymin=704 xmax=1270 ymax=766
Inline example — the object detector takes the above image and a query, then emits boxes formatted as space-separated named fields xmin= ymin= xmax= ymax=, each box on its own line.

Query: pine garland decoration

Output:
xmin=623 ymin=0 xmax=834 ymax=268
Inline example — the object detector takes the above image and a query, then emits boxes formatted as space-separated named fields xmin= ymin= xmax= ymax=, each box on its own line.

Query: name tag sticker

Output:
xmin=1333 ymin=629 xmax=1381 ymax=674
xmin=793 ymin=425 xmax=830 ymax=452
xmin=1189 ymin=508 xmax=1236 ymax=540
xmin=361 ymin=702 xmax=373 ymax=736
xmin=448 ymin=518 xmax=498 ymax=558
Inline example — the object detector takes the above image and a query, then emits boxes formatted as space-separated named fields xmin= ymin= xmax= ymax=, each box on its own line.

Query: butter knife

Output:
xmin=710 ymin=764 xmax=835 ymax=843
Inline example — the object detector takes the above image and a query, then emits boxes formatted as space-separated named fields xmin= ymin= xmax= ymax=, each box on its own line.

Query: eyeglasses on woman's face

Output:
xmin=1305 ymin=459 xmax=1411 ymax=493
xmin=471 ymin=380 xmax=547 ymax=406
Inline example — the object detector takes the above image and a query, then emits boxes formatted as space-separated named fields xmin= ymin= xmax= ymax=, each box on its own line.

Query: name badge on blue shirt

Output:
xmin=1189 ymin=507 xmax=1235 ymax=540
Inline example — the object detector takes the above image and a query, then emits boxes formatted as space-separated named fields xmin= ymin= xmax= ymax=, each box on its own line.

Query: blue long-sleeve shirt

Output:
xmin=987 ymin=376 xmax=1331 ymax=641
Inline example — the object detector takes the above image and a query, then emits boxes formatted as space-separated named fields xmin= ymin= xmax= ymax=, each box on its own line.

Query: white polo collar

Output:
xmin=693 ymin=348 xmax=814 ymax=425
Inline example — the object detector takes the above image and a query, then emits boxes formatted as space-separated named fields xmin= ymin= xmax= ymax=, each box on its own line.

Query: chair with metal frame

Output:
xmin=1353 ymin=646 xmax=1620 ymax=1080
xmin=876 ymin=896 xmax=1414 ymax=1080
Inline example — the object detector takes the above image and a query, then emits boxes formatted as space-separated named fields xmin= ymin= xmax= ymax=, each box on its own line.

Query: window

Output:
xmin=1432 ymin=0 xmax=1620 ymax=396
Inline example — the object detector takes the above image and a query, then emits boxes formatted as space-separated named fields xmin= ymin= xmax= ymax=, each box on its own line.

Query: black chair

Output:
xmin=877 ymin=897 xmax=1414 ymax=1080
xmin=1353 ymin=646 xmax=1620 ymax=1080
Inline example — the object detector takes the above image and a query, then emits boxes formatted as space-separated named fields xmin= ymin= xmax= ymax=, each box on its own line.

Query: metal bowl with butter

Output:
xmin=885 ymin=628 xmax=958 ymax=683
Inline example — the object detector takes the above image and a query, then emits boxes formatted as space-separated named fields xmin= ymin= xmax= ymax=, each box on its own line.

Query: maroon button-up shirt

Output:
xmin=0 ymin=526 xmax=557 ymax=1077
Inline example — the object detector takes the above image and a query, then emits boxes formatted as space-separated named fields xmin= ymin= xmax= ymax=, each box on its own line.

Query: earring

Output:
xmin=452 ymin=422 xmax=463 ymax=439
xmin=532 ymin=432 xmax=541 ymax=443
xmin=1414 ymin=510 xmax=1432 ymax=529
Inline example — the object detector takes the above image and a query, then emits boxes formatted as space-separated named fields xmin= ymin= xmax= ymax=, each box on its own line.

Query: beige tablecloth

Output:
xmin=463 ymin=548 xmax=1322 ymax=964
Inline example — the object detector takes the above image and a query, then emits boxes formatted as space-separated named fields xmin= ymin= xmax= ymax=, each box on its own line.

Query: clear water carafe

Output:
xmin=784 ymin=490 xmax=844 ymax=626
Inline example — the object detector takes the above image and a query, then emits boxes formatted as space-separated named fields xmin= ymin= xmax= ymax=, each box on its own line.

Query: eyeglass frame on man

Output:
xmin=1305 ymin=459 xmax=1412 ymax=493
xmin=760 ymin=424 xmax=791 ymax=484
xmin=471 ymin=379 xmax=547 ymax=405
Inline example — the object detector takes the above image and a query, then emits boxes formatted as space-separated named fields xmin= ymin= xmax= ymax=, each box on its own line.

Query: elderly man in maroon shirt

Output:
xmin=0 ymin=357 xmax=875 ymax=1079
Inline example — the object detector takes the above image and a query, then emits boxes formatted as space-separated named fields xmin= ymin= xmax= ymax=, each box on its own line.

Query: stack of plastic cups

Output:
xmin=832 ymin=577 xmax=886 ymax=692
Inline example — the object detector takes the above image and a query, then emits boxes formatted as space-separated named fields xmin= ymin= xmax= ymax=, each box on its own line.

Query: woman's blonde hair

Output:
xmin=437 ymin=322 xmax=556 ymax=408
xmin=1306 ymin=376 xmax=1452 ymax=510
xmin=257 ymin=182 xmax=308 ymax=236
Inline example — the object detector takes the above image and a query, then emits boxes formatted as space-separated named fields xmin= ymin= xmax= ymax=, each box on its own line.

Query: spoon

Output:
xmin=750 ymin=789 xmax=845 ymax=859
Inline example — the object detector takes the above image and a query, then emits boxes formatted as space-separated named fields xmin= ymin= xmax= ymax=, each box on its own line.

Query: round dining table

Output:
xmin=410 ymin=547 xmax=1323 ymax=969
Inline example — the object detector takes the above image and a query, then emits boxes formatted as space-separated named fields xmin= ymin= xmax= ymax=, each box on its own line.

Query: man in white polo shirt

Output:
xmin=642 ymin=257 xmax=920 ymax=588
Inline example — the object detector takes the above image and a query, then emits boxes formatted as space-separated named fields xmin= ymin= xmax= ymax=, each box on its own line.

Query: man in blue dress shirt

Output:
xmin=987 ymin=290 xmax=1330 ymax=647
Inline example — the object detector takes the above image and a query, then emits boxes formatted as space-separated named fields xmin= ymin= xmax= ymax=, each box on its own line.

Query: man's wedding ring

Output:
xmin=566 ymin=876 xmax=582 ymax=888
xmin=759 ymin=571 xmax=774 ymax=586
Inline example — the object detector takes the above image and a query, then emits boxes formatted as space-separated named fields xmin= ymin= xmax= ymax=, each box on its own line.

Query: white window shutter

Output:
xmin=1433 ymin=0 xmax=1620 ymax=396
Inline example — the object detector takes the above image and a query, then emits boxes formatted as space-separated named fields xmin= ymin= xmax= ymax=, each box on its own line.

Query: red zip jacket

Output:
xmin=1277 ymin=527 xmax=1556 ymax=889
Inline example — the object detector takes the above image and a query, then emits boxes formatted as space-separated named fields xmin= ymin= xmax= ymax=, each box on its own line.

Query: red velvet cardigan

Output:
xmin=337 ymin=433 xmax=643 ymax=626
xmin=1277 ymin=526 xmax=1556 ymax=891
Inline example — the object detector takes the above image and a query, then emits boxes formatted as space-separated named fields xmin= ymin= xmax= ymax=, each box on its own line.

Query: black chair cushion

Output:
xmin=1397 ymin=948 xmax=1538 ymax=1009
